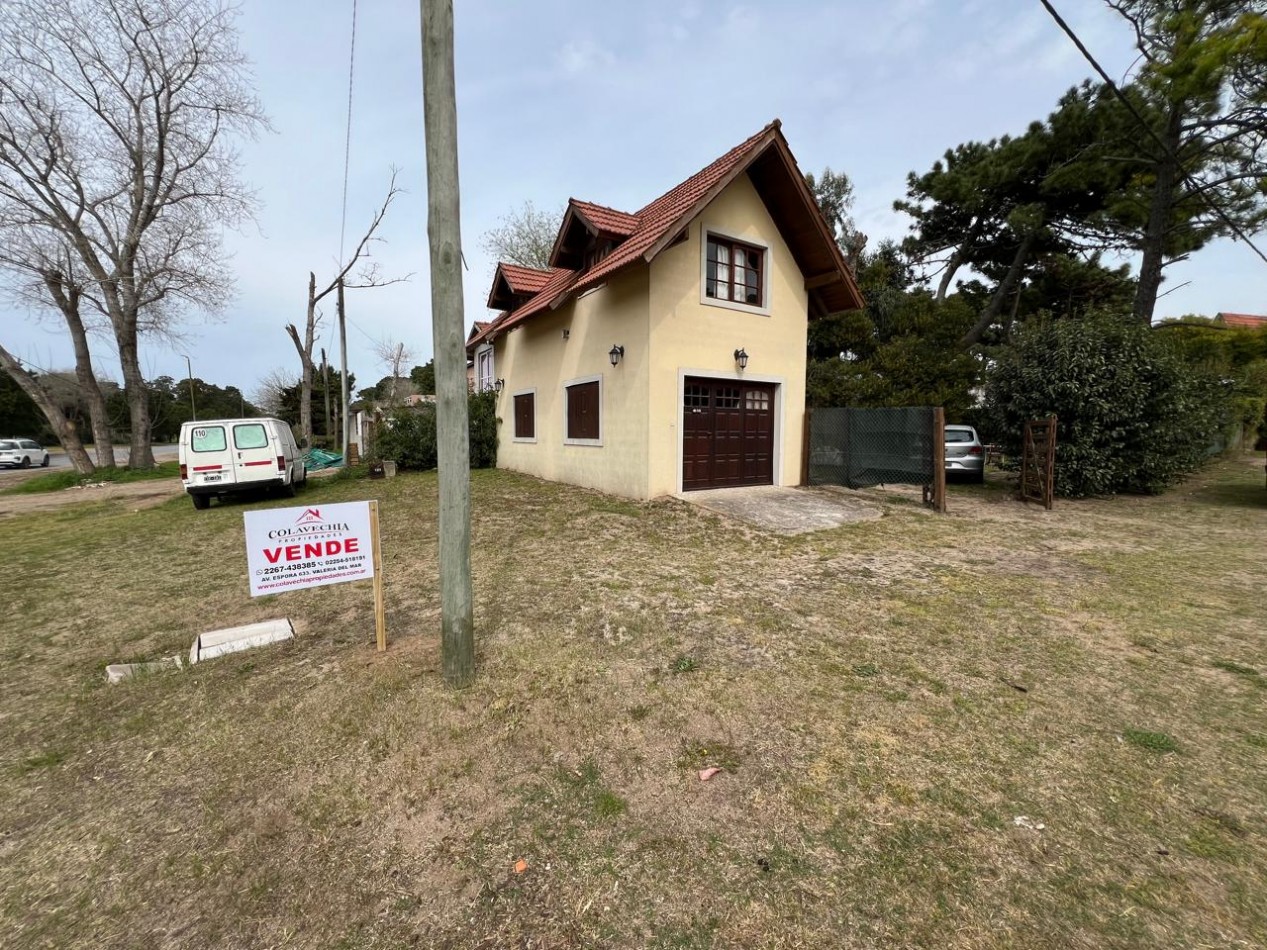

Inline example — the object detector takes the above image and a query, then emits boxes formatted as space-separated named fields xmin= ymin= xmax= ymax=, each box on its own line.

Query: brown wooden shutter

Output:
xmin=514 ymin=392 xmax=534 ymax=439
xmin=566 ymin=381 xmax=600 ymax=440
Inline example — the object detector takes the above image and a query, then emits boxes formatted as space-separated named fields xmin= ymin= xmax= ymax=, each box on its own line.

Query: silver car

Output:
xmin=944 ymin=425 xmax=985 ymax=483
xmin=0 ymin=438 xmax=51 ymax=469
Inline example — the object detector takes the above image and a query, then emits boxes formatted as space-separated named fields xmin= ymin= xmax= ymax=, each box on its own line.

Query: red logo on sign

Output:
xmin=295 ymin=508 xmax=323 ymax=524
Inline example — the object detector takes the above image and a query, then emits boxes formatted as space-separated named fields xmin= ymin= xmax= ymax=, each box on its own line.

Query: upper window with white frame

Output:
xmin=705 ymin=235 xmax=765 ymax=308
xmin=475 ymin=345 xmax=494 ymax=393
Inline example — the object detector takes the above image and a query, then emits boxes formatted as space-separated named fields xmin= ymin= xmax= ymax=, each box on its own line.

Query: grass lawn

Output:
xmin=1 ymin=456 xmax=1265 ymax=948
xmin=0 ymin=460 xmax=180 ymax=495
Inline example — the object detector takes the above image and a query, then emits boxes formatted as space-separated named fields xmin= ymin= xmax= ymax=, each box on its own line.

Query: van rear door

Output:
xmin=231 ymin=422 xmax=280 ymax=484
xmin=187 ymin=424 xmax=236 ymax=486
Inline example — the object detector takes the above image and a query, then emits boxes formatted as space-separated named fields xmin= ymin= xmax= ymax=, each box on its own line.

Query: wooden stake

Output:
xmin=369 ymin=500 xmax=387 ymax=651
xmin=932 ymin=407 xmax=947 ymax=513
xmin=421 ymin=0 xmax=475 ymax=687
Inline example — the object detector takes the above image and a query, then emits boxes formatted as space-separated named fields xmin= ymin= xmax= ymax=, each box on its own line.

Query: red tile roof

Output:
xmin=470 ymin=119 xmax=863 ymax=349
xmin=569 ymin=200 xmax=639 ymax=236
xmin=1217 ymin=312 xmax=1267 ymax=329
xmin=499 ymin=263 xmax=559 ymax=294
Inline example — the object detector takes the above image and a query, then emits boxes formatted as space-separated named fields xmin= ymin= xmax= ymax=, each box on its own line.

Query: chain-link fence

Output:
xmin=808 ymin=407 xmax=937 ymax=490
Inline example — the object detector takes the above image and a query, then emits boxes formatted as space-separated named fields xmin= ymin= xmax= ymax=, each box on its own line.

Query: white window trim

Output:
xmin=511 ymin=387 xmax=538 ymax=443
xmin=699 ymin=227 xmax=772 ymax=317
xmin=475 ymin=343 xmax=495 ymax=393
xmin=562 ymin=373 xmax=603 ymax=447
xmin=674 ymin=368 xmax=786 ymax=495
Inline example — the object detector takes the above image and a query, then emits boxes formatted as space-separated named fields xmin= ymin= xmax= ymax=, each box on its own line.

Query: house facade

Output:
xmin=468 ymin=120 xmax=863 ymax=500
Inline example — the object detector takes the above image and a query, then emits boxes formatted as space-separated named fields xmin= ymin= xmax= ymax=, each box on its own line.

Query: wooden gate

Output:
xmin=1020 ymin=415 xmax=1056 ymax=510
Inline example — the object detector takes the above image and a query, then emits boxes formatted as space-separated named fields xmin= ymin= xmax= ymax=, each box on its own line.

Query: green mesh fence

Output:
xmin=808 ymin=407 xmax=935 ymax=489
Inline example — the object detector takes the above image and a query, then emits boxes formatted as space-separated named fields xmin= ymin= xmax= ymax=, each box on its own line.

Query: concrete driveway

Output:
xmin=680 ymin=485 xmax=883 ymax=535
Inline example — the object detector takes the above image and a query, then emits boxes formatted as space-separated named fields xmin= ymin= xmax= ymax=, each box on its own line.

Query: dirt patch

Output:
xmin=0 ymin=479 xmax=184 ymax=519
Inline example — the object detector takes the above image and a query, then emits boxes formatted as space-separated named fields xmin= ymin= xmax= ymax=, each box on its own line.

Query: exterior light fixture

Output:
xmin=734 ymin=347 xmax=749 ymax=370
xmin=494 ymin=378 xmax=505 ymax=392
xmin=609 ymin=344 xmax=625 ymax=367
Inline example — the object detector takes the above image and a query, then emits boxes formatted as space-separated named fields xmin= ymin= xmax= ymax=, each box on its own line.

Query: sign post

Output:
xmin=243 ymin=500 xmax=388 ymax=649
xmin=369 ymin=500 xmax=386 ymax=651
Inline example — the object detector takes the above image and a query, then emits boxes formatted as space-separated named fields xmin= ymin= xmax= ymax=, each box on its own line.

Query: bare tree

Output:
xmin=1 ymin=239 xmax=116 ymax=471
xmin=0 ymin=0 xmax=264 ymax=469
xmin=287 ymin=173 xmax=406 ymax=447
xmin=480 ymin=200 xmax=561 ymax=270
xmin=372 ymin=337 xmax=415 ymax=407
xmin=0 ymin=343 xmax=95 ymax=472
xmin=253 ymin=367 xmax=297 ymax=418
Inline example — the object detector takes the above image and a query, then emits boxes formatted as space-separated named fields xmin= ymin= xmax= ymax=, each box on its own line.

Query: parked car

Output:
xmin=0 ymin=438 xmax=50 ymax=469
xmin=178 ymin=418 xmax=306 ymax=510
xmin=945 ymin=424 xmax=985 ymax=483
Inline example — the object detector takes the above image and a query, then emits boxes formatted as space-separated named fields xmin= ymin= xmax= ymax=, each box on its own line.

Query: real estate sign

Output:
xmin=244 ymin=502 xmax=376 ymax=598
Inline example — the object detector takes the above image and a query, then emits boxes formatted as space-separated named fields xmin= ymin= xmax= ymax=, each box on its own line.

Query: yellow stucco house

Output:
xmin=467 ymin=120 xmax=864 ymax=500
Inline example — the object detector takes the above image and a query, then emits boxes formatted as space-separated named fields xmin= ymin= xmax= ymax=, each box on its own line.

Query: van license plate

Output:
xmin=202 ymin=474 xmax=221 ymax=483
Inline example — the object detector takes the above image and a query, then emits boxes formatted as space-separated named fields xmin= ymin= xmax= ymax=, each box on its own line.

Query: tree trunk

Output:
xmin=287 ymin=272 xmax=318 ymax=448
xmin=1132 ymin=105 xmax=1184 ymax=324
xmin=422 ymin=0 xmax=475 ymax=687
xmin=42 ymin=274 xmax=116 ymax=468
xmin=960 ymin=227 xmax=1040 ymax=348
xmin=116 ymin=332 xmax=156 ymax=469
xmin=0 ymin=342 xmax=96 ymax=474
xmin=56 ymin=293 xmax=116 ymax=469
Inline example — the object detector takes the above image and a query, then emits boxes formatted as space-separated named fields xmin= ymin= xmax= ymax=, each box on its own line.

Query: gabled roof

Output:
xmin=470 ymin=120 xmax=864 ymax=350
xmin=1217 ymin=312 xmax=1267 ymax=329
xmin=485 ymin=263 xmax=566 ymax=310
xmin=570 ymin=200 xmax=639 ymax=237
xmin=467 ymin=320 xmax=491 ymax=343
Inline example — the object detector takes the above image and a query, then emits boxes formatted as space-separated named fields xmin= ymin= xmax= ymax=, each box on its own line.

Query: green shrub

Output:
xmin=467 ymin=391 xmax=498 ymax=469
xmin=373 ymin=391 xmax=499 ymax=472
xmin=983 ymin=313 xmax=1232 ymax=497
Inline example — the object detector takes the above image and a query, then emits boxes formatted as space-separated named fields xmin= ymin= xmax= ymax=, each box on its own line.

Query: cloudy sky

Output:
xmin=5 ymin=0 xmax=1263 ymax=397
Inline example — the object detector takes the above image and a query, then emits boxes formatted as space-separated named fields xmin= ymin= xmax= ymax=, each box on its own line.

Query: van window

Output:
xmin=191 ymin=426 xmax=227 ymax=452
xmin=233 ymin=423 xmax=269 ymax=450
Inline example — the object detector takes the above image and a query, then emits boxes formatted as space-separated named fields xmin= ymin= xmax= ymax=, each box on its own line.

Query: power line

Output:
xmin=1038 ymin=0 xmax=1267 ymax=267
xmin=338 ymin=0 xmax=359 ymax=265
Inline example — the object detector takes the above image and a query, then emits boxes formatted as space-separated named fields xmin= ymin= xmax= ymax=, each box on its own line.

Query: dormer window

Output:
xmin=706 ymin=236 xmax=764 ymax=306
xmin=584 ymin=240 xmax=613 ymax=270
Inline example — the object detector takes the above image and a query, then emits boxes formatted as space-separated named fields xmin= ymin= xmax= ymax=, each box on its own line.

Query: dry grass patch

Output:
xmin=1 ymin=457 xmax=1265 ymax=947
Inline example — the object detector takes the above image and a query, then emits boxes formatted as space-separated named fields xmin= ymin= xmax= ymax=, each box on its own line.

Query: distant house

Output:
xmin=467 ymin=120 xmax=863 ymax=500
xmin=1215 ymin=312 xmax=1267 ymax=329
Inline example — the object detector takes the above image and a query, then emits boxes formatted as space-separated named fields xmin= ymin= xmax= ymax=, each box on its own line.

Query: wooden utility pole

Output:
xmin=421 ymin=0 xmax=474 ymax=686
xmin=338 ymin=278 xmax=350 ymax=462
xmin=321 ymin=347 xmax=332 ymax=442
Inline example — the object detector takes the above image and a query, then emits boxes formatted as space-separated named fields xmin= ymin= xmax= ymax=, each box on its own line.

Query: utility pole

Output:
xmin=338 ymin=278 xmax=350 ymax=462
xmin=183 ymin=354 xmax=196 ymax=421
xmin=321 ymin=347 xmax=332 ymax=442
xmin=421 ymin=0 xmax=474 ymax=686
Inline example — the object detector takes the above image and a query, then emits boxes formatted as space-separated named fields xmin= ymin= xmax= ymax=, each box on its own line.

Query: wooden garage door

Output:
xmin=682 ymin=377 xmax=776 ymax=491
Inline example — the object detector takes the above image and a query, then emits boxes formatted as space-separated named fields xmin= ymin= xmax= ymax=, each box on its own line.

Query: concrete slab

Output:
xmin=105 ymin=656 xmax=183 ymax=684
xmin=190 ymin=618 xmax=295 ymax=664
xmin=680 ymin=485 xmax=883 ymax=535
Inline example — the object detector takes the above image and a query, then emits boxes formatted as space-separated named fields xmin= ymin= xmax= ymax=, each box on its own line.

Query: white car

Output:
xmin=0 ymin=438 xmax=51 ymax=469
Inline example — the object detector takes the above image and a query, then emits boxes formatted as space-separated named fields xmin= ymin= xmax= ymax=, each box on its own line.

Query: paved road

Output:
xmin=0 ymin=443 xmax=178 ymax=481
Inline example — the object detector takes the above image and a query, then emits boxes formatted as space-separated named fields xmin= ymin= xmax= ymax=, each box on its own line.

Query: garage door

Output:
xmin=682 ymin=377 xmax=776 ymax=491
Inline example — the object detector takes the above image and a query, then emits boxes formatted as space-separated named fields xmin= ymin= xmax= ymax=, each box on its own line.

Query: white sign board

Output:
xmin=244 ymin=502 xmax=375 ymax=597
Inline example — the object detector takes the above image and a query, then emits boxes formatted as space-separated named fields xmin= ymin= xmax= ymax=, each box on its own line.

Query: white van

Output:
xmin=179 ymin=418 xmax=307 ymax=510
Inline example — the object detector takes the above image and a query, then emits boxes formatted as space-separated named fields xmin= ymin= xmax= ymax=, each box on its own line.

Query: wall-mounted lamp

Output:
xmin=494 ymin=378 xmax=505 ymax=392
xmin=562 ymin=328 xmax=570 ymax=340
xmin=609 ymin=344 xmax=625 ymax=367
xmin=733 ymin=347 xmax=749 ymax=370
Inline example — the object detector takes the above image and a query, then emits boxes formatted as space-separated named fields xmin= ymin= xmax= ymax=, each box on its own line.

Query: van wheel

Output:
xmin=191 ymin=494 xmax=211 ymax=510
xmin=283 ymin=480 xmax=297 ymax=498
